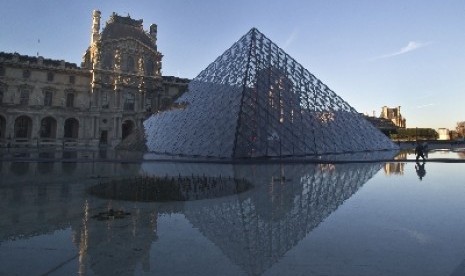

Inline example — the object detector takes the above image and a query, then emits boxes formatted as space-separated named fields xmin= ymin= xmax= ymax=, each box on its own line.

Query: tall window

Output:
xmin=0 ymin=65 xmax=5 ymax=76
xmin=40 ymin=117 xmax=56 ymax=138
xmin=0 ymin=115 xmax=5 ymax=138
xmin=101 ymin=91 xmax=109 ymax=109
xmin=20 ymin=88 xmax=30 ymax=105
xmin=15 ymin=116 xmax=31 ymax=138
xmin=64 ymin=118 xmax=79 ymax=139
xmin=103 ymin=51 xmax=113 ymax=69
xmin=145 ymin=59 xmax=154 ymax=76
xmin=66 ymin=93 xmax=74 ymax=108
xmin=47 ymin=72 xmax=54 ymax=82
xmin=127 ymin=56 xmax=135 ymax=72
xmin=145 ymin=91 xmax=153 ymax=111
xmin=69 ymin=75 xmax=75 ymax=84
xmin=43 ymin=91 xmax=53 ymax=106
xmin=123 ymin=92 xmax=135 ymax=111
xmin=0 ymin=84 xmax=5 ymax=104
xmin=103 ymin=75 xmax=111 ymax=84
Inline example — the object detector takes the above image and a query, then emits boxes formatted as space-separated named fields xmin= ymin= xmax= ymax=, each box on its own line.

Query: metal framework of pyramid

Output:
xmin=144 ymin=28 xmax=398 ymax=158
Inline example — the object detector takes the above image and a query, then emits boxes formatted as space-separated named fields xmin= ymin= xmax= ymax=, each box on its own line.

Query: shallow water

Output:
xmin=1 ymin=151 xmax=465 ymax=275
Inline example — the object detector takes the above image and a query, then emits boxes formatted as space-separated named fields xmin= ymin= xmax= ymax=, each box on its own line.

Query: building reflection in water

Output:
xmin=384 ymin=152 xmax=407 ymax=175
xmin=0 ymin=159 xmax=383 ymax=275
xmin=457 ymin=150 xmax=465 ymax=159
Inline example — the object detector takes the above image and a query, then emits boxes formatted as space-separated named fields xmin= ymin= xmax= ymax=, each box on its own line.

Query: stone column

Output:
xmin=31 ymin=114 xmax=41 ymax=145
xmin=56 ymin=117 xmax=64 ymax=140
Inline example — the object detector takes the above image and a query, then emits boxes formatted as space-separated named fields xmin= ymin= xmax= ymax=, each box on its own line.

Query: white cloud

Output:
xmin=283 ymin=29 xmax=298 ymax=49
xmin=371 ymin=41 xmax=432 ymax=61
xmin=417 ymin=103 xmax=435 ymax=109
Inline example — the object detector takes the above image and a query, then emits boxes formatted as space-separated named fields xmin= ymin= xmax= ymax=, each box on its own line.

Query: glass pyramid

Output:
xmin=144 ymin=28 xmax=398 ymax=158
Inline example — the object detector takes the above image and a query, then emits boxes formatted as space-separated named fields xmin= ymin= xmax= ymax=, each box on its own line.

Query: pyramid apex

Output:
xmin=248 ymin=27 xmax=261 ymax=36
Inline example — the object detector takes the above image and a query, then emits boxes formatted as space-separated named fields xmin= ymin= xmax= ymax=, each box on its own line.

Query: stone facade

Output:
xmin=0 ymin=11 xmax=189 ymax=148
xmin=380 ymin=106 xmax=406 ymax=128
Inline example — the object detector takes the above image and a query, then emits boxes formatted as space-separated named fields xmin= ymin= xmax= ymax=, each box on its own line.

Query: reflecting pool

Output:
xmin=1 ymin=150 xmax=465 ymax=275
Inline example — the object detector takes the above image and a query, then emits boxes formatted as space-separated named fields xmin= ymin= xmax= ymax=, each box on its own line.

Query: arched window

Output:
xmin=40 ymin=117 xmax=57 ymax=138
xmin=14 ymin=116 xmax=32 ymax=138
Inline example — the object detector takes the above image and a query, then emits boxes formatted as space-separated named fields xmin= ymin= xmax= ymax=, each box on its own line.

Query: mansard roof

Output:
xmin=100 ymin=13 xmax=154 ymax=47
xmin=0 ymin=52 xmax=79 ymax=69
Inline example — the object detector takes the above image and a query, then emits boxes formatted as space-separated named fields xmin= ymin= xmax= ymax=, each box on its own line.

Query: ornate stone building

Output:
xmin=0 ymin=11 xmax=189 ymax=148
xmin=380 ymin=106 xmax=406 ymax=128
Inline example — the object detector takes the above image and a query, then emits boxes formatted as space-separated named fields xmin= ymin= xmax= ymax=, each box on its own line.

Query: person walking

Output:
xmin=415 ymin=142 xmax=426 ymax=161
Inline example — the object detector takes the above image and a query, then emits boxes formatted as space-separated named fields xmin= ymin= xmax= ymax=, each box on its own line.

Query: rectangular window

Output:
xmin=145 ymin=92 xmax=153 ymax=111
xmin=66 ymin=93 xmax=74 ymax=107
xmin=123 ymin=92 xmax=135 ymax=111
xmin=47 ymin=72 xmax=54 ymax=82
xmin=69 ymin=75 xmax=75 ymax=84
xmin=0 ymin=85 xmax=4 ymax=104
xmin=101 ymin=91 xmax=109 ymax=109
xmin=44 ymin=91 xmax=53 ymax=106
xmin=20 ymin=89 xmax=29 ymax=105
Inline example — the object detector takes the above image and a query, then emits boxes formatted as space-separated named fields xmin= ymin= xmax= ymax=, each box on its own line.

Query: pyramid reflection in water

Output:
xmin=142 ymin=161 xmax=383 ymax=275
xmin=145 ymin=28 xmax=397 ymax=158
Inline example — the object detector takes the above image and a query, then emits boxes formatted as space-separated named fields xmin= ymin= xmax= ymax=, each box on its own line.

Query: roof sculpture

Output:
xmin=144 ymin=28 xmax=398 ymax=158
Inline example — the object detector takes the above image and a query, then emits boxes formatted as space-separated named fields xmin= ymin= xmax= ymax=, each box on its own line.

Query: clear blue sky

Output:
xmin=1 ymin=0 xmax=464 ymax=129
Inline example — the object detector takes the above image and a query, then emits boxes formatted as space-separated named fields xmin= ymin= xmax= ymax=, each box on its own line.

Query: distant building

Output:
xmin=363 ymin=115 xmax=397 ymax=136
xmin=380 ymin=106 xmax=406 ymax=128
xmin=0 ymin=11 xmax=189 ymax=148
xmin=437 ymin=128 xmax=450 ymax=140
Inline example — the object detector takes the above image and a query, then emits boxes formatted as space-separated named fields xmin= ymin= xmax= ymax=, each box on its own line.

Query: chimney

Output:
xmin=149 ymin=24 xmax=157 ymax=45
xmin=91 ymin=10 xmax=101 ymax=45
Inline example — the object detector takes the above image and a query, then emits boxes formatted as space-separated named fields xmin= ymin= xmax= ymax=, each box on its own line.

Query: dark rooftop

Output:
xmin=101 ymin=13 xmax=154 ymax=47
xmin=0 ymin=52 xmax=79 ymax=69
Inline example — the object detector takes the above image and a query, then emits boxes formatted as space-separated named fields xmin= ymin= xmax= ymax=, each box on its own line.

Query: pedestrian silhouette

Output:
xmin=415 ymin=162 xmax=426 ymax=181
xmin=415 ymin=142 xmax=426 ymax=161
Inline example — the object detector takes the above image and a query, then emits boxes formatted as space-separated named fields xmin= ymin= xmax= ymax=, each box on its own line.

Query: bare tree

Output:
xmin=456 ymin=121 xmax=465 ymax=138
